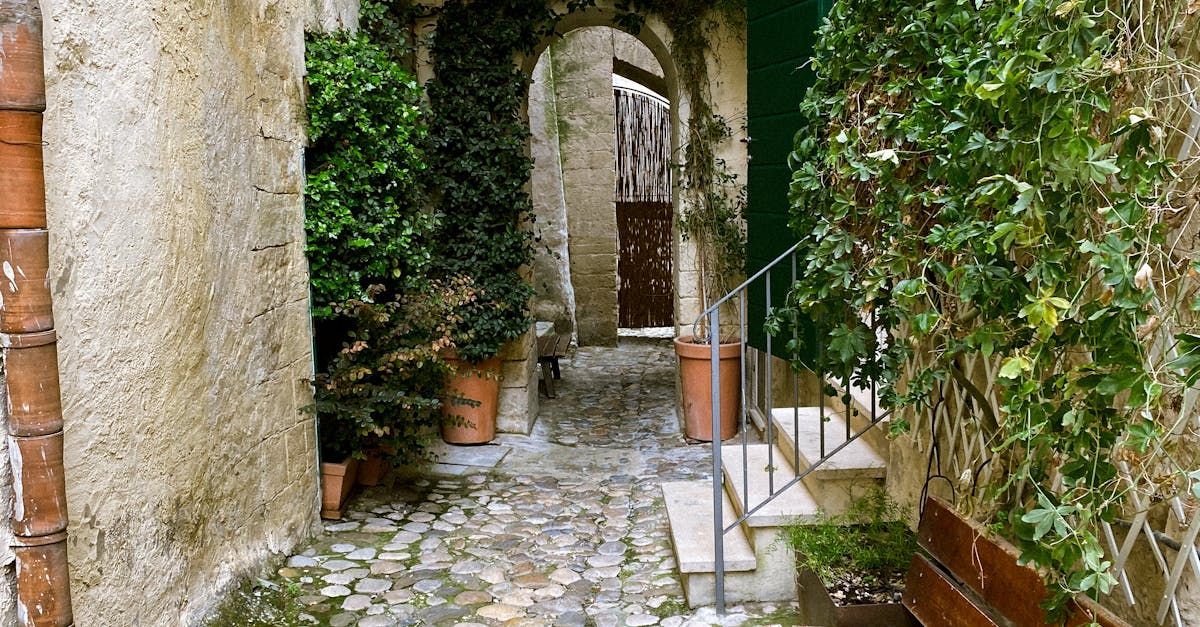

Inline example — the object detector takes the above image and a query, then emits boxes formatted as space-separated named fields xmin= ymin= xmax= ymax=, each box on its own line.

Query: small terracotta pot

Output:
xmin=441 ymin=356 xmax=502 ymax=445
xmin=356 ymin=453 xmax=389 ymax=487
xmin=320 ymin=457 xmax=359 ymax=520
xmin=675 ymin=335 xmax=741 ymax=441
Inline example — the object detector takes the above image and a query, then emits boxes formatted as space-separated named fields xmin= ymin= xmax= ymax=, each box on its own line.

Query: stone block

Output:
xmin=501 ymin=356 xmax=534 ymax=390
xmin=498 ymin=327 xmax=534 ymax=361
xmin=497 ymin=374 xmax=536 ymax=435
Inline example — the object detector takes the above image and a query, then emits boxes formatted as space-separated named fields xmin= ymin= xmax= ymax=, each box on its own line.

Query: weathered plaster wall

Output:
xmin=0 ymin=0 xmax=351 ymax=623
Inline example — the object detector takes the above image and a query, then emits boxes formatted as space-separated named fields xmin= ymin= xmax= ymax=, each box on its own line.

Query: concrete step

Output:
xmin=661 ymin=480 xmax=756 ymax=574
xmin=663 ymin=480 xmax=800 ymax=608
xmin=769 ymin=408 xmax=887 ymax=515
xmin=721 ymin=444 xmax=821 ymax=528
xmin=679 ymin=523 xmax=799 ymax=608
xmin=768 ymin=407 xmax=886 ymax=481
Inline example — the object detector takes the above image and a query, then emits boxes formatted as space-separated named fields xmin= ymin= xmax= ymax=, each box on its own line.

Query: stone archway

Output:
xmin=412 ymin=2 xmax=747 ymax=435
xmin=526 ymin=26 xmax=679 ymax=347
xmin=522 ymin=13 xmax=693 ymax=350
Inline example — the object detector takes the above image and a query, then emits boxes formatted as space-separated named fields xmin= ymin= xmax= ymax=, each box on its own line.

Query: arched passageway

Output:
xmin=527 ymin=25 xmax=683 ymax=348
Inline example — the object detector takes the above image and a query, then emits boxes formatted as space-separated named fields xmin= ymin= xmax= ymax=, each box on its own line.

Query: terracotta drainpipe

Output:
xmin=0 ymin=1 xmax=74 ymax=625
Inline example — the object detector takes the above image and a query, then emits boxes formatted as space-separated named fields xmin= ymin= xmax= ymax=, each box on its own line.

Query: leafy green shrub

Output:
xmin=305 ymin=28 xmax=452 ymax=464
xmin=784 ymin=0 xmax=1191 ymax=610
xmin=313 ymin=282 xmax=474 ymax=462
xmin=305 ymin=31 xmax=430 ymax=320
xmin=784 ymin=490 xmax=915 ymax=588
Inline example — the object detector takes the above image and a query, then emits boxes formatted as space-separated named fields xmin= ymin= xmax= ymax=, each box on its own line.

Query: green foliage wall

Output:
xmin=305 ymin=25 xmax=452 ymax=463
xmin=424 ymin=0 xmax=560 ymax=363
xmin=305 ymin=31 xmax=430 ymax=320
xmin=786 ymin=0 xmax=1197 ymax=612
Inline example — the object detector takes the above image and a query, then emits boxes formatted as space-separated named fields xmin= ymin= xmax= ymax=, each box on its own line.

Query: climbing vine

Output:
xmin=784 ymin=0 xmax=1200 ymax=613
xmin=425 ymin=0 xmax=563 ymax=363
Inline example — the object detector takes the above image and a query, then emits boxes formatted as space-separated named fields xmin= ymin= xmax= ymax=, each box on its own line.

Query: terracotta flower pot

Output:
xmin=441 ymin=356 xmax=502 ymax=445
xmin=356 ymin=453 xmax=389 ymax=487
xmin=675 ymin=335 xmax=741 ymax=442
xmin=320 ymin=457 xmax=359 ymax=520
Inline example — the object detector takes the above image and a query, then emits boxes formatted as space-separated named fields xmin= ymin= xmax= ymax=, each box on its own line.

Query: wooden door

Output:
xmin=615 ymin=87 xmax=674 ymax=328
xmin=618 ymin=201 xmax=674 ymax=328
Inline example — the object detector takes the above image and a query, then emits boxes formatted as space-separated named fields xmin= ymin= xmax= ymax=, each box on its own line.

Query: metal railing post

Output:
xmin=710 ymin=307 xmax=725 ymax=614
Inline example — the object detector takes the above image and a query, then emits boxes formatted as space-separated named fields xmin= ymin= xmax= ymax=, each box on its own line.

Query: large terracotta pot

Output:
xmin=356 ymin=452 xmax=389 ymax=487
xmin=320 ymin=457 xmax=359 ymax=520
xmin=441 ymin=356 xmax=502 ymax=445
xmin=675 ymin=335 xmax=740 ymax=441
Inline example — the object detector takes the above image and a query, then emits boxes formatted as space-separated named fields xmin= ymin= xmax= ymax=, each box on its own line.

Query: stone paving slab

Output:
xmin=427 ymin=442 xmax=511 ymax=468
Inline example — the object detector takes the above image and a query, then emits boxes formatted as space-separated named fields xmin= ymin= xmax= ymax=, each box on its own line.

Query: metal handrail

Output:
xmin=697 ymin=243 xmax=885 ymax=615
xmin=692 ymin=242 xmax=802 ymax=342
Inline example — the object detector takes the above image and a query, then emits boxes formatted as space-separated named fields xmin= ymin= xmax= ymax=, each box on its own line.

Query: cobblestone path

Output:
xmin=245 ymin=338 xmax=797 ymax=626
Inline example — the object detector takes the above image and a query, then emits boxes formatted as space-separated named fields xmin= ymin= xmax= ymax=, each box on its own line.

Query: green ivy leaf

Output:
xmin=1000 ymin=356 xmax=1033 ymax=379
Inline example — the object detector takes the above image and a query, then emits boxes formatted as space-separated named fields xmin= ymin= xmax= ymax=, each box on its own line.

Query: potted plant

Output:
xmin=312 ymin=284 xmax=471 ymax=517
xmin=318 ymin=443 xmax=360 ymax=520
xmin=440 ymin=352 xmax=502 ymax=444
xmin=785 ymin=491 xmax=918 ymax=626
xmin=437 ymin=274 xmax=531 ymax=445
xmin=675 ymin=333 xmax=741 ymax=441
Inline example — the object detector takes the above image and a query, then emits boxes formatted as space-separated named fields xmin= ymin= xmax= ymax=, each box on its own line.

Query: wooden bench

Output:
xmin=904 ymin=496 xmax=1128 ymax=627
xmin=535 ymin=322 xmax=570 ymax=398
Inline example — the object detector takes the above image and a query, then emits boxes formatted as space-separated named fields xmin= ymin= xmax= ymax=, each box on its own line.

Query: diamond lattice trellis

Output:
xmin=902 ymin=348 xmax=1200 ymax=625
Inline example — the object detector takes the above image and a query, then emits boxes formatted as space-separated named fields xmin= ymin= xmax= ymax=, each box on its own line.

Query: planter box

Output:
xmin=796 ymin=567 xmax=919 ymax=627
xmin=904 ymin=496 xmax=1128 ymax=627
xmin=320 ymin=458 xmax=359 ymax=520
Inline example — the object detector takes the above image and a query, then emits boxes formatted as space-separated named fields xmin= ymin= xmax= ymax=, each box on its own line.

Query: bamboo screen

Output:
xmin=614 ymin=88 xmax=671 ymax=203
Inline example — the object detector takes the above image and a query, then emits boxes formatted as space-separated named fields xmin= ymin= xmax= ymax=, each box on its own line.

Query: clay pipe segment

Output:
xmin=0 ymin=110 xmax=49 ymax=228
xmin=0 ymin=0 xmax=46 ymax=111
xmin=2 ymin=2 xmax=74 ymax=625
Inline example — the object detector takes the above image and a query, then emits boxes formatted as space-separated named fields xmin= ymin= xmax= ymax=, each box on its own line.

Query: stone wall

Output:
xmin=528 ymin=45 xmax=577 ymax=336
xmin=0 ymin=0 xmax=352 ymax=623
xmin=547 ymin=27 xmax=620 ymax=346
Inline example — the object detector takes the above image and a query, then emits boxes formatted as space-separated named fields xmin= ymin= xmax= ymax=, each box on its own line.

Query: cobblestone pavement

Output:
xmin=251 ymin=338 xmax=797 ymax=626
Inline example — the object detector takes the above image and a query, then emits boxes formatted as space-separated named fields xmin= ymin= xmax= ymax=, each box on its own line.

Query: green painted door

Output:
xmin=745 ymin=0 xmax=829 ymax=355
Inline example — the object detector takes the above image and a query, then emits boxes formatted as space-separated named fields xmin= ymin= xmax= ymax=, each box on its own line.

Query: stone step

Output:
xmin=825 ymin=380 xmax=893 ymax=460
xmin=680 ymin=523 xmax=799 ymax=608
xmin=721 ymin=444 xmax=821 ymax=528
xmin=768 ymin=407 xmax=886 ymax=481
xmin=661 ymin=480 xmax=756 ymax=574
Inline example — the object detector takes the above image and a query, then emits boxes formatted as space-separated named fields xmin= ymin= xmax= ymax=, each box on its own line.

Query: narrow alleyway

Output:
xmin=234 ymin=338 xmax=797 ymax=626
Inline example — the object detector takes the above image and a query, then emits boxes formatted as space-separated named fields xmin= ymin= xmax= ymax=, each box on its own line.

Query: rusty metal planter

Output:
xmin=796 ymin=567 xmax=918 ymax=627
